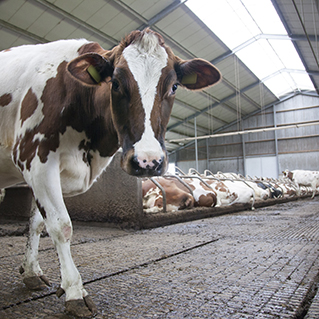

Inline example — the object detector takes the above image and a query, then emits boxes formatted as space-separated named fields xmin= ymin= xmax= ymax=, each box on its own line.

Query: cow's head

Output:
xmin=282 ymin=170 xmax=293 ymax=180
xmin=67 ymin=29 xmax=221 ymax=177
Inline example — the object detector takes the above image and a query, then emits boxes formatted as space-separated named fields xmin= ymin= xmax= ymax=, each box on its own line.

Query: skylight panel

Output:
xmin=186 ymin=0 xmax=315 ymax=97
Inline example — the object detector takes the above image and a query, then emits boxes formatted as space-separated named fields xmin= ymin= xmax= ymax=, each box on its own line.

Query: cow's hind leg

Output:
xmin=20 ymin=198 xmax=51 ymax=290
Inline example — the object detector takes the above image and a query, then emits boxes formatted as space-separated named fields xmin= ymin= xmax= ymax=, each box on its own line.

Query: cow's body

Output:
xmin=183 ymin=178 xmax=217 ymax=207
xmin=283 ymin=169 xmax=319 ymax=198
xmin=203 ymin=179 xmax=237 ymax=207
xmin=245 ymin=181 xmax=270 ymax=200
xmin=142 ymin=177 xmax=194 ymax=212
xmin=0 ymin=29 xmax=221 ymax=317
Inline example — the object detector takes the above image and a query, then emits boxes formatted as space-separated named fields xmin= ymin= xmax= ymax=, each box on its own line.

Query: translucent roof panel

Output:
xmin=186 ymin=0 xmax=315 ymax=98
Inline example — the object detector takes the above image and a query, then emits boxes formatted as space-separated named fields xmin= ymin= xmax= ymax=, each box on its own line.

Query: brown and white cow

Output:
xmin=142 ymin=177 xmax=194 ymax=212
xmin=0 ymin=29 xmax=221 ymax=317
xmin=183 ymin=178 xmax=217 ymax=207
xmin=205 ymin=179 xmax=255 ymax=209
xmin=283 ymin=169 xmax=319 ymax=199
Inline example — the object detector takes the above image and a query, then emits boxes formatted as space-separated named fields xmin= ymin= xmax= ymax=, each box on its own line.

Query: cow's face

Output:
xmin=67 ymin=30 xmax=221 ymax=177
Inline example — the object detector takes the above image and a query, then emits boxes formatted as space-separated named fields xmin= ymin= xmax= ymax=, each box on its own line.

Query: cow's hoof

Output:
xmin=66 ymin=296 xmax=97 ymax=318
xmin=22 ymin=275 xmax=51 ymax=290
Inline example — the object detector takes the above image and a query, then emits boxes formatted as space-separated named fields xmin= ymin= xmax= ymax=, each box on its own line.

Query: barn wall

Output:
xmin=172 ymin=94 xmax=319 ymax=177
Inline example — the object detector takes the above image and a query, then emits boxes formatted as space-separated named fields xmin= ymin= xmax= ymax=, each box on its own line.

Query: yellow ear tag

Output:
xmin=87 ymin=65 xmax=101 ymax=84
xmin=181 ymin=73 xmax=197 ymax=85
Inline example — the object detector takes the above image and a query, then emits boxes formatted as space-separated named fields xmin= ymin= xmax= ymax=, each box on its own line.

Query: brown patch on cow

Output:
xmin=287 ymin=172 xmax=293 ymax=181
xmin=15 ymin=60 xmax=118 ymax=171
xmin=0 ymin=93 xmax=12 ymax=107
xmin=35 ymin=199 xmax=47 ymax=219
xmin=14 ymin=131 xmax=40 ymax=171
xmin=20 ymin=88 xmax=38 ymax=126
xmin=78 ymin=42 xmax=105 ymax=56
xmin=216 ymin=182 xmax=227 ymax=192
xmin=108 ymin=62 xmax=145 ymax=154
xmin=197 ymin=194 xmax=216 ymax=207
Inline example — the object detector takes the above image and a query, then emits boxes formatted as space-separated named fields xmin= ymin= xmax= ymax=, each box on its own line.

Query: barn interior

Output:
xmin=1 ymin=1 xmax=319 ymax=318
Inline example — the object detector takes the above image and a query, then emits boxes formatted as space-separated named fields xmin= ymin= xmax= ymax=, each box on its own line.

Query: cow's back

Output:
xmin=0 ymin=39 xmax=89 ymax=188
xmin=292 ymin=170 xmax=319 ymax=187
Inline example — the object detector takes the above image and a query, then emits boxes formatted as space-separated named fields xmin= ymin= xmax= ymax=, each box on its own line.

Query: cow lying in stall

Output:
xmin=283 ymin=169 xmax=319 ymax=198
xmin=187 ymin=171 xmax=255 ymax=208
xmin=142 ymin=177 xmax=194 ymax=212
xmin=0 ymin=29 xmax=221 ymax=317
xmin=216 ymin=172 xmax=282 ymax=200
xmin=142 ymin=175 xmax=256 ymax=211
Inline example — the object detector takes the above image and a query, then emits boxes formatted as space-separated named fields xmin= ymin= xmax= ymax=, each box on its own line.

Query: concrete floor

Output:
xmin=0 ymin=197 xmax=319 ymax=318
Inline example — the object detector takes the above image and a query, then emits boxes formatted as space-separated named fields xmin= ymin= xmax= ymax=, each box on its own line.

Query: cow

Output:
xmin=245 ymin=181 xmax=270 ymax=200
xmin=0 ymin=28 xmax=221 ymax=317
xmin=276 ymin=179 xmax=298 ymax=197
xmin=253 ymin=180 xmax=283 ymax=199
xmin=206 ymin=174 xmax=255 ymax=209
xmin=183 ymin=178 xmax=217 ymax=207
xmin=202 ymin=179 xmax=237 ymax=207
xmin=283 ymin=169 xmax=319 ymax=199
xmin=142 ymin=177 xmax=194 ymax=212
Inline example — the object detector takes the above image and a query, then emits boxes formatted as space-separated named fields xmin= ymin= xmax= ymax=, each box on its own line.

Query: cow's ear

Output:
xmin=67 ymin=53 xmax=113 ymax=85
xmin=175 ymin=58 xmax=221 ymax=90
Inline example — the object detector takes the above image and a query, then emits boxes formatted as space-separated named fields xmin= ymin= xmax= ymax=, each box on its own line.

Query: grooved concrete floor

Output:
xmin=0 ymin=197 xmax=319 ymax=318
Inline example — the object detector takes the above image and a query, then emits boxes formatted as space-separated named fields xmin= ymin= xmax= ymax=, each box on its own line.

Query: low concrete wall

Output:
xmin=0 ymin=186 xmax=32 ymax=221
xmin=65 ymin=152 xmax=143 ymax=228
xmin=0 ymin=152 xmax=144 ymax=228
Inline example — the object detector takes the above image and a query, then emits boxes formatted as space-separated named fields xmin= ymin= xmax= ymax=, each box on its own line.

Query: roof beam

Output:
xmin=211 ymin=33 xmax=319 ymax=65
xmin=271 ymin=0 xmax=319 ymax=95
xmin=0 ymin=19 xmax=48 ymax=44
xmin=33 ymin=0 xmax=118 ymax=46
xmin=140 ymin=0 xmax=188 ymax=29
xmin=167 ymin=80 xmax=263 ymax=132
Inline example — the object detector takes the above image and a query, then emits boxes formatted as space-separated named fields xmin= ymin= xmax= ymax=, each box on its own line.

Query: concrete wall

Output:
xmin=65 ymin=152 xmax=143 ymax=228
xmin=173 ymin=94 xmax=319 ymax=177
xmin=0 ymin=152 xmax=144 ymax=229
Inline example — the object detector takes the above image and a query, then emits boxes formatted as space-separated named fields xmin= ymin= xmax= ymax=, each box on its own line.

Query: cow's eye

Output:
xmin=171 ymin=83 xmax=178 ymax=94
xmin=112 ymin=80 xmax=120 ymax=92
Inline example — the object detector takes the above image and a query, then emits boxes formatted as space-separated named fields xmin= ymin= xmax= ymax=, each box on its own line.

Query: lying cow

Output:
xmin=283 ymin=169 xmax=319 ymax=198
xmin=142 ymin=177 xmax=194 ymax=212
xmin=183 ymin=178 xmax=217 ymax=207
xmin=0 ymin=28 xmax=221 ymax=317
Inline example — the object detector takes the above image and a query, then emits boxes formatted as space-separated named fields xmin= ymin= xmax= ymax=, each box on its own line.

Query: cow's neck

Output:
xmin=63 ymin=81 xmax=119 ymax=159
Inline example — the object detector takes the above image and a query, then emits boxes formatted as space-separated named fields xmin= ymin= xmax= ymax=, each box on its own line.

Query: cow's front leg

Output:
xmin=25 ymin=162 xmax=97 ymax=317
xmin=38 ymin=199 xmax=97 ymax=317
xmin=20 ymin=198 xmax=51 ymax=290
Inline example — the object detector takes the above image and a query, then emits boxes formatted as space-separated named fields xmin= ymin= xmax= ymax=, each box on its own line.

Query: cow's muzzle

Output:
xmin=121 ymin=149 xmax=167 ymax=177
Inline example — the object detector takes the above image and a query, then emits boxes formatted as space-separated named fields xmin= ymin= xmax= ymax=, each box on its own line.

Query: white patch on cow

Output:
xmin=32 ymin=132 xmax=45 ymax=143
xmin=0 ymin=39 xmax=89 ymax=155
xmin=123 ymin=33 xmax=168 ymax=163
xmin=143 ymin=187 xmax=162 ymax=212
xmin=289 ymin=169 xmax=319 ymax=198
xmin=58 ymin=127 xmax=114 ymax=196
xmin=188 ymin=178 xmax=212 ymax=202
